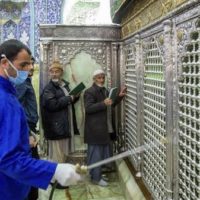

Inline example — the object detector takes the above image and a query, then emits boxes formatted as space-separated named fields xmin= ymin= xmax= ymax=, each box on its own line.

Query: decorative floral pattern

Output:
xmin=2 ymin=20 xmax=17 ymax=40
xmin=0 ymin=0 xmax=62 ymax=61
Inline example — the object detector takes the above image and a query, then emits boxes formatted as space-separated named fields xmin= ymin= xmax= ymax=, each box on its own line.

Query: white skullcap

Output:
xmin=93 ymin=69 xmax=105 ymax=77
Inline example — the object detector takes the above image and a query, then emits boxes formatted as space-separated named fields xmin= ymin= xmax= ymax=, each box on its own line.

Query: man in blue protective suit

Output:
xmin=0 ymin=39 xmax=81 ymax=200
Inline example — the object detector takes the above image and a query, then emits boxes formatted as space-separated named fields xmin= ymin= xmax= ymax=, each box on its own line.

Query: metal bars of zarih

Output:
xmin=142 ymin=38 xmax=167 ymax=200
xmin=178 ymin=21 xmax=200 ymax=200
xmin=124 ymin=44 xmax=139 ymax=167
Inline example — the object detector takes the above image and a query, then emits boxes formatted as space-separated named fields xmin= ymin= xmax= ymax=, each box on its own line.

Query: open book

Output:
xmin=108 ymin=87 xmax=118 ymax=101
xmin=69 ymin=82 xmax=86 ymax=95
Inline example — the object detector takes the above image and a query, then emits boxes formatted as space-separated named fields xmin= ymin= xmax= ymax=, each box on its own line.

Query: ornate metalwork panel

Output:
xmin=142 ymin=37 xmax=167 ymax=200
xmin=40 ymin=40 xmax=113 ymax=90
xmin=178 ymin=19 xmax=200 ymax=200
xmin=54 ymin=41 xmax=108 ymax=66
xmin=124 ymin=43 xmax=139 ymax=167
xmin=121 ymin=2 xmax=200 ymax=199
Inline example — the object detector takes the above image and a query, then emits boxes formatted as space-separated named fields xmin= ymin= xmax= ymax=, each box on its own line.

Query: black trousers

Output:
xmin=27 ymin=186 xmax=38 ymax=200
xmin=28 ymin=123 xmax=40 ymax=200
xmin=28 ymin=146 xmax=39 ymax=200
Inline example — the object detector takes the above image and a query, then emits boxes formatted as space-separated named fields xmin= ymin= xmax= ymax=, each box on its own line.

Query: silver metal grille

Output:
xmin=121 ymin=3 xmax=200 ymax=200
xmin=143 ymin=38 xmax=167 ymax=200
xmin=178 ymin=25 xmax=200 ymax=200
xmin=124 ymin=44 xmax=139 ymax=167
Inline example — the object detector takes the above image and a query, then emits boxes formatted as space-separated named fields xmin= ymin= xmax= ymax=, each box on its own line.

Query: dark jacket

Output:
xmin=40 ymin=80 xmax=79 ymax=140
xmin=84 ymin=83 xmax=122 ymax=145
xmin=15 ymin=77 xmax=38 ymax=129
xmin=16 ymin=77 xmax=39 ymax=159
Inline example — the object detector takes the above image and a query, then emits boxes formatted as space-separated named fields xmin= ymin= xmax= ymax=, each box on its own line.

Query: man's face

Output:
xmin=49 ymin=67 xmax=63 ymax=81
xmin=5 ymin=49 xmax=32 ymax=78
xmin=94 ymin=74 xmax=105 ymax=86
xmin=28 ymin=59 xmax=35 ymax=77
xmin=28 ymin=68 xmax=34 ymax=77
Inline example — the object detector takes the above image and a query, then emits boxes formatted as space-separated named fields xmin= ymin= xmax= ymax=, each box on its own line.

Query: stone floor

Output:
xmin=38 ymin=171 xmax=126 ymax=200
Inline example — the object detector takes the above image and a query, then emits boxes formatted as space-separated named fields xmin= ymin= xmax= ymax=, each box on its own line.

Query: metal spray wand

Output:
xmin=75 ymin=138 xmax=167 ymax=174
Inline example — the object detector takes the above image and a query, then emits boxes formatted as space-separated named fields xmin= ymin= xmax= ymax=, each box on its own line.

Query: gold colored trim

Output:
xmin=121 ymin=0 xmax=188 ymax=38
xmin=121 ymin=0 xmax=156 ymax=26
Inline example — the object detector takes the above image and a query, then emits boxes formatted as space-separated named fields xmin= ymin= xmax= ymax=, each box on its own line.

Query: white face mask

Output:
xmin=96 ymin=83 xmax=104 ymax=87
xmin=51 ymin=79 xmax=59 ymax=82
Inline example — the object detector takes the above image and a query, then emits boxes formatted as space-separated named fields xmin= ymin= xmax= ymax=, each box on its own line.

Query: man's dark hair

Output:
xmin=0 ymin=39 xmax=31 ymax=62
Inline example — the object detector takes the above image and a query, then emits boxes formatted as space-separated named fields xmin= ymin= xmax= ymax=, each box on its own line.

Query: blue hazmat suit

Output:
xmin=0 ymin=76 xmax=57 ymax=200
